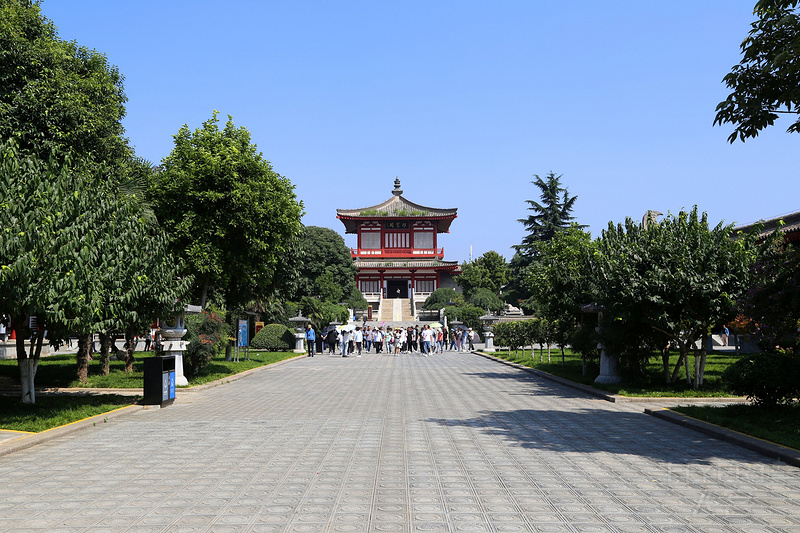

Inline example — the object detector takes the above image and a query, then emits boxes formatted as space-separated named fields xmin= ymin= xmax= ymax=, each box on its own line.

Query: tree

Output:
xmin=151 ymin=111 xmax=304 ymax=309
xmin=515 ymin=172 xmax=583 ymax=259
xmin=739 ymin=236 xmax=800 ymax=352
xmin=423 ymin=288 xmax=464 ymax=310
xmin=525 ymin=225 xmax=594 ymax=328
xmin=590 ymin=207 xmax=758 ymax=387
xmin=292 ymin=226 xmax=361 ymax=304
xmin=0 ymin=0 xmax=129 ymax=164
xmin=715 ymin=0 xmax=800 ymax=142
xmin=456 ymin=251 xmax=508 ymax=299
xmin=467 ymin=288 xmax=504 ymax=313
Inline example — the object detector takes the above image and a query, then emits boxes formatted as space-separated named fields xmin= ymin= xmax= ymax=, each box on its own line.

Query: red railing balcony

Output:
xmin=351 ymin=247 xmax=444 ymax=259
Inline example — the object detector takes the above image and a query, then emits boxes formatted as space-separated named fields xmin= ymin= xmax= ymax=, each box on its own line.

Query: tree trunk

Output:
xmin=200 ymin=272 xmax=210 ymax=309
xmin=734 ymin=334 xmax=740 ymax=355
xmin=76 ymin=334 xmax=92 ymax=384
xmin=99 ymin=333 xmax=111 ymax=376
xmin=670 ymin=346 xmax=686 ymax=384
xmin=661 ymin=342 xmax=671 ymax=384
xmin=124 ymin=330 xmax=137 ymax=372
xmin=697 ymin=342 xmax=707 ymax=388
xmin=561 ymin=345 xmax=565 ymax=367
xmin=15 ymin=315 xmax=43 ymax=404
xmin=546 ymin=343 xmax=551 ymax=363
xmin=683 ymin=349 xmax=692 ymax=385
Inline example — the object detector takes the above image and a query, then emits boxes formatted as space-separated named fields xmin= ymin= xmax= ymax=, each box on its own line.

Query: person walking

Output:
xmin=721 ymin=325 xmax=730 ymax=347
xmin=467 ymin=327 xmax=475 ymax=351
xmin=326 ymin=327 xmax=338 ymax=354
xmin=420 ymin=324 xmax=433 ymax=356
xmin=341 ymin=329 xmax=350 ymax=357
xmin=305 ymin=324 xmax=316 ymax=357
xmin=436 ymin=328 xmax=444 ymax=353
xmin=354 ymin=326 xmax=363 ymax=356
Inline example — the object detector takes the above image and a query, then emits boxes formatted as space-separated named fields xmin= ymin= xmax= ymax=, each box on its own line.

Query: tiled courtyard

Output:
xmin=1 ymin=351 xmax=799 ymax=532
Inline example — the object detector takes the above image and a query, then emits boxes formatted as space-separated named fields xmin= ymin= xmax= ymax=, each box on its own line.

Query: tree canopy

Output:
xmin=715 ymin=0 xmax=800 ymax=142
xmin=515 ymin=172 xmax=583 ymax=259
xmin=0 ymin=0 xmax=129 ymax=163
xmin=291 ymin=226 xmax=360 ymax=304
xmin=456 ymin=250 xmax=508 ymax=299
xmin=590 ymin=207 xmax=757 ymax=386
xmin=151 ymin=111 xmax=304 ymax=309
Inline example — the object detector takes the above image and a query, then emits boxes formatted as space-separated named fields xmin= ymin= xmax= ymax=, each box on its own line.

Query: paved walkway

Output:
xmin=1 ymin=351 xmax=799 ymax=533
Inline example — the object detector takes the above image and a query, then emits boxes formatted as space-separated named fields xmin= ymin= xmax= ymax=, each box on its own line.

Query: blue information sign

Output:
xmin=238 ymin=319 xmax=248 ymax=347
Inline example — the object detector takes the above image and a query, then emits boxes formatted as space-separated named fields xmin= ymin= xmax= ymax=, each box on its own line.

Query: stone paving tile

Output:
xmin=1 ymin=352 xmax=800 ymax=532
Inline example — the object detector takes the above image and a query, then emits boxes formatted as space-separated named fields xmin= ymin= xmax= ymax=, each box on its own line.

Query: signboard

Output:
xmin=255 ymin=321 xmax=264 ymax=334
xmin=238 ymin=319 xmax=248 ymax=347
xmin=384 ymin=221 xmax=409 ymax=229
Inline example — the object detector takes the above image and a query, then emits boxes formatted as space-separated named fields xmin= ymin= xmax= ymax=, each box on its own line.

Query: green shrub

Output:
xmin=723 ymin=351 xmax=800 ymax=406
xmin=185 ymin=309 xmax=228 ymax=376
xmin=251 ymin=323 xmax=295 ymax=351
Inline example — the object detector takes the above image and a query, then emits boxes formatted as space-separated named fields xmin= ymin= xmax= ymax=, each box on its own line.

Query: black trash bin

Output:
xmin=143 ymin=355 xmax=176 ymax=406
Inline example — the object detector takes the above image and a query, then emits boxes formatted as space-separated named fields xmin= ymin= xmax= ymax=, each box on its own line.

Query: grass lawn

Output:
xmin=0 ymin=350 xmax=299 ymax=433
xmin=488 ymin=347 xmax=744 ymax=397
xmin=0 ymin=350 xmax=299 ymax=389
xmin=672 ymin=403 xmax=800 ymax=451
xmin=0 ymin=394 xmax=140 ymax=433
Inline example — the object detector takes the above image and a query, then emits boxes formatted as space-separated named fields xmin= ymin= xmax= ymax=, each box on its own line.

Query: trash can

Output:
xmin=143 ymin=355 xmax=176 ymax=406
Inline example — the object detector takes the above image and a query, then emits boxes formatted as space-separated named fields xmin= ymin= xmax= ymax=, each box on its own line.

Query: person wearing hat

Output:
xmin=467 ymin=327 xmax=475 ymax=351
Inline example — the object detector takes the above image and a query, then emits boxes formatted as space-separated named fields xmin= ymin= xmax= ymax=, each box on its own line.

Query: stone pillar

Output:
xmin=594 ymin=346 xmax=622 ymax=384
xmin=483 ymin=330 xmax=495 ymax=353
xmin=161 ymin=320 xmax=189 ymax=387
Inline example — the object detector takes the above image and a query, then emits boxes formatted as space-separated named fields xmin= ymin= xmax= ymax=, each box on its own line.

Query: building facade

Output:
xmin=337 ymin=179 xmax=460 ymax=322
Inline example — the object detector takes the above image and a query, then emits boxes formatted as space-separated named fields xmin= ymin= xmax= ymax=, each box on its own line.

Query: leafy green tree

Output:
xmin=515 ymin=172 xmax=584 ymax=259
xmin=0 ymin=0 xmax=129 ymax=164
xmin=443 ymin=305 xmax=484 ymax=331
xmin=524 ymin=225 xmax=595 ymax=351
xmin=292 ymin=226 xmax=358 ymax=300
xmin=739 ymin=236 xmax=800 ymax=352
xmin=590 ymin=207 xmax=758 ymax=387
xmin=151 ymin=111 xmax=304 ymax=309
xmin=423 ymin=288 xmax=464 ymax=310
xmin=715 ymin=0 xmax=800 ymax=142
xmin=467 ymin=288 xmax=504 ymax=313
xmin=456 ymin=250 xmax=508 ymax=299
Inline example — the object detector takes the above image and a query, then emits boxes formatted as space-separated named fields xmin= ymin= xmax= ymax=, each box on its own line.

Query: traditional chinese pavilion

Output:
xmin=337 ymin=178 xmax=460 ymax=322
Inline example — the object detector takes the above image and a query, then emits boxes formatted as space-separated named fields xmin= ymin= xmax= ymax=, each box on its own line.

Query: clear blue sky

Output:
xmin=40 ymin=1 xmax=799 ymax=264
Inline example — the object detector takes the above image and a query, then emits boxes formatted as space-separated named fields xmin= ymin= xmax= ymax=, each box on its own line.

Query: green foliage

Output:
xmin=423 ymin=288 xmax=463 ymax=310
xmin=251 ymin=323 xmax=294 ymax=351
xmin=184 ymin=308 xmax=229 ymax=376
xmin=467 ymin=288 xmax=504 ymax=313
xmin=297 ymin=297 xmax=348 ymax=330
xmin=590 ymin=206 xmax=758 ymax=387
xmin=723 ymin=351 xmax=800 ymax=406
xmin=443 ymin=305 xmax=484 ymax=330
xmin=0 ymin=0 xmax=129 ymax=164
xmin=715 ymin=0 xmax=800 ymax=142
xmin=292 ymin=226 xmax=359 ymax=304
xmin=493 ymin=320 xmax=532 ymax=353
xmin=740 ymin=238 xmax=800 ymax=352
xmin=525 ymin=225 xmax=594 ymax=325
xmin=456 ymin=251 xmax=508 ymax=299
xmin=515 ymin=172 xmax=584 ymax=259
xmin=151 ymin=111 xmax=304 ymax=309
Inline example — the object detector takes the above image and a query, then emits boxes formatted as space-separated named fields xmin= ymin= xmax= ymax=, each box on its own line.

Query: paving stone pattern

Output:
xmin=1 ymin=352 xmax=800 ymax=532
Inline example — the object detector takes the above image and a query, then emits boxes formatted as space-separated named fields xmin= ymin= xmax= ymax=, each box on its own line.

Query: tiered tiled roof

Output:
xmin=337 ymin=178 xmax=457 ymax=233
xmin=735 ymin=210 xmax=800 ymax=243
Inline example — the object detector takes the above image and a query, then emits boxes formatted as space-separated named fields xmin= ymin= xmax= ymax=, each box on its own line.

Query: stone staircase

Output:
xmin=378 ymin=298 xmax=414 ymax=323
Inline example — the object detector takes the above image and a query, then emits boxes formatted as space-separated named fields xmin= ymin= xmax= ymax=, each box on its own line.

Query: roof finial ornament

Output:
xmin=392 ymin=176 xmax=403 ymax=196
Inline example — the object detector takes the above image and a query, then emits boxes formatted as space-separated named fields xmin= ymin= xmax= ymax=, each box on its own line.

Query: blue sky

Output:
xmin=40 ymin=1 xmax=799 ymax=264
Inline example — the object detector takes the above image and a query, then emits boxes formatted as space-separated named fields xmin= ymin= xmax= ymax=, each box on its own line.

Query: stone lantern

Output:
xmin=479 ymin=310 xmax=499 ymax=353
xmin=288 ymin=312 xmax=310 ymax=354
xmin=581 ymin=303 xmax=621 ymax=384
xmin=160 ymin=304 xmax=200 ymax=386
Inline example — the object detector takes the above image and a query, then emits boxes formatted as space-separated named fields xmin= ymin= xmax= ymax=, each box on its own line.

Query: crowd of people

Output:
xmin=304 ymin=323 xmax=478 ymax=357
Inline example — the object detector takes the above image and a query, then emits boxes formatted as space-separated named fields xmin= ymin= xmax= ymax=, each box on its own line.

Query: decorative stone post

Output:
xmin=581 ymin=303 xmax=622 ymax=385
xmin=288 ymin=312 xmax=309 ymax=354
xmin=160 ymin=305 xmax=199 ymax=387
xmin=479 ymin=310 xmax=498 ymax=353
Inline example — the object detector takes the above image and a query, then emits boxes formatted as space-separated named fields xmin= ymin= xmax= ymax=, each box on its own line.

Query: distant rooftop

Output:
xmin=735 ymin=210 xmax=800 ymax=243
xmin=337 ymin=178 xmax=457 ymax=233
